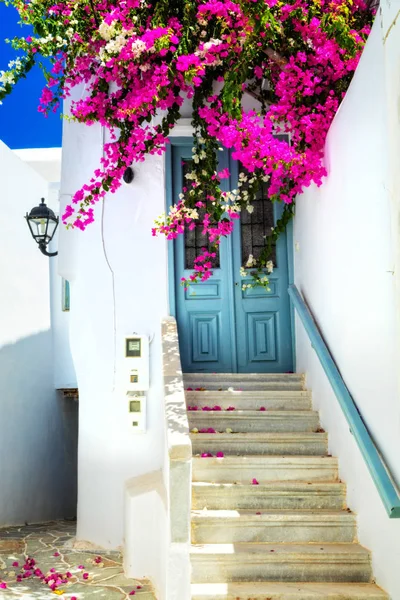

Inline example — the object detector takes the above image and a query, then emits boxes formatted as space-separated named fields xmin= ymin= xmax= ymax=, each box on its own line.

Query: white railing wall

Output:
xmin=162 ymin=316 xmax=192 ymax=600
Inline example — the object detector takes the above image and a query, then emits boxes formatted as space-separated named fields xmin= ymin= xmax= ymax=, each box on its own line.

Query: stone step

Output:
xmin=191 ymin=582 xmax=389 ymax=600
xmin=191 ymin=432 xmax=328 ymax=456
xmin=191 ymin=510 xmax=356 ymax=544
xmin=190 ymin=543 xmax=371 ymax=583
xmin=184 ymin=373 xmax=304 ymax=383
xmin=192 ymin=455 xmax=338 ymax=483
xmin=186 ymin=390 xmax=312 ymax=411
xmin=185 ymin=379 xmax=305 ymax=391
xmin=192 ymin=481 xmax=346 ymax=511
xmin=188 ymin=410 xmax=319 ymax=433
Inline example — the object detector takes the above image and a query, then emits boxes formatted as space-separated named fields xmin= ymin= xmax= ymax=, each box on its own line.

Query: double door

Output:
xmin=171 ymin=140 xmax=293 ymax=373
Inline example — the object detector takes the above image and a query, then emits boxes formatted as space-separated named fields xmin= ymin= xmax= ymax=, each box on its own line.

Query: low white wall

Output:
xmin=0 ymin=140 xmax=75 ymax=524
xmin=58 ymin=94 xmax=170 ymax=547
xmin=294 ymin=7 xmax=400 ymax=598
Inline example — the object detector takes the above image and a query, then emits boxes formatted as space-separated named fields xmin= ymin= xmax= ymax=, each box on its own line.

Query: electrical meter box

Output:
xmin=124 ymin=335 xmax=149 ymax=433
xmin=125 ymin=335 xmax=150 ymax=391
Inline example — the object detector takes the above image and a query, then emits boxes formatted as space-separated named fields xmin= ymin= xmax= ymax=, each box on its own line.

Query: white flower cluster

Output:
xmin=99 ymin=20 xmax=118 ymax=41
xmin=246 ymin=254 xmax=257 ymax=268
xmin=0 ymin=71 xmax=15 ymax=86
xmin=8 ymin=59 xmax=22 ymax=69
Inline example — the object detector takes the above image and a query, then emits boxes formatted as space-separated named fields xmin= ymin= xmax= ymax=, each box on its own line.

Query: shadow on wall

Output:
xmin=0 ymin=330 xmax=78 ymax=526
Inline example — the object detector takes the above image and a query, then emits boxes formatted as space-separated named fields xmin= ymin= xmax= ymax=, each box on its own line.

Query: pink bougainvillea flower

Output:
xmin=53 ymin=552 xmax=60 ymax=557
xmin=201 ymin=452 xmax=213 ymax=458
xmin=137 ymin=585 xmax=142 ymax=589
xmin=259 ymin=407 xmax=266 ymax=411
xmin=83 ymin=572 xmax=89 ymax=580
xmin=186 ymin=387 xmax=193 ymax=391
xmin=78 ymin=565 xmax=85 ymax=570
xmin=0 ymin=582 xmax=7 ymax=589
xmin=216 ymin=451 xmax=224 ymax=457
xmin=12 ymin=561 xmax=19 ymax=567
xmin=94 ymin=556 xmax=102 ymax=564
xmin=129 ymin=592 xmax=136 ymax=596
xmin=187 ymin=406 xmax=198 ymax=411
xmin=212 ymin=405 xmax=222 ymax=411
xmin=226 ymin=406 xmax=235 ymax=411
xmin=252 ymin=478 xmax=259 ymax=485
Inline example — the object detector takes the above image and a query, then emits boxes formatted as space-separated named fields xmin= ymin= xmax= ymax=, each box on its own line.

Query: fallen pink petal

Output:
xmin=216 ymin=451 xmax=224 ymax=457
xmin=252 ymin=478 xmax=259 ymax=485
xmin=0 ymin=582 xmax=7 ymax=589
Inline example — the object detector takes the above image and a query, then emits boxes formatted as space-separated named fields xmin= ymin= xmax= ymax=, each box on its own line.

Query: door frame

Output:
xmin=165 ymin=136 xmax=296 ymax=372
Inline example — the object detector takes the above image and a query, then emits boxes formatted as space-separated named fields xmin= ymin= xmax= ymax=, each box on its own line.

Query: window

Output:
xmin=62 ymin=279 xmax=70 ymax=311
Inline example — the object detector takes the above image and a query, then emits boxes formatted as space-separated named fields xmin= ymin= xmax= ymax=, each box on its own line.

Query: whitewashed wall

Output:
xmin=294 ymin=6 xmax=400 ymax=598
xmin=49 ymin=229 xmax=77 ymax=390
xmin=58 ymin=97 xmax=170 ymax=547
xmin=0 ymin=140 xmax=76 ymax=524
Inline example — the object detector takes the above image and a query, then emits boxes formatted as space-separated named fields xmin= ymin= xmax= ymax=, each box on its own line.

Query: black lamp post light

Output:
xmin=25 ymin=198 xmax=59 ymax=257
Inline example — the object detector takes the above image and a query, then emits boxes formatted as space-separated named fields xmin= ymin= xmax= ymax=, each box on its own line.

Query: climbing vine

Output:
xmin=0 ymin=0 xmax=374 ymax=287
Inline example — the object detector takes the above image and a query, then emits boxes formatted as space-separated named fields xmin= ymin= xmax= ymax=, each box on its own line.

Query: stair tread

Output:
xmin=191 ymin=432 xmax=327 ymax=439
xmin=193 ymin=454 xmax=337 ymax=462
xmin=190 ymin=543 xmax=369 ymax=557
xmin=186 ymin=390 xmax=311 ymax=396
xmin=191 ymin=582 xmax=388 ymax=599
xmin=184 ymin=373 xmax=304 ymax=380
xmin=191 ymin=509 xmax=355 ymax=520
xmin=189 ymin=410 xmax=317 ymax=416
xmin=192 ymin=481 xmax=344 ymax=489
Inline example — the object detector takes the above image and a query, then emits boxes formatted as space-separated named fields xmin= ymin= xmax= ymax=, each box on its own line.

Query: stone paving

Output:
xmin=0 ymin=521 xmax=156 ymax=600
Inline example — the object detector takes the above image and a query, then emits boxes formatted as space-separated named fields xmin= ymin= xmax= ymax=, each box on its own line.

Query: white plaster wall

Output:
xmin=0 ymin=140 xmax=76 ymax=524
xmin=49 ymin=229 xmax=77 ymax=390
xmin=58 ymin=92 xmax=169 ymax=547
xmin=13 ymin=147 xmax=62 ymax=183
xmin=294 ymin=7 xmax=400 ymax=597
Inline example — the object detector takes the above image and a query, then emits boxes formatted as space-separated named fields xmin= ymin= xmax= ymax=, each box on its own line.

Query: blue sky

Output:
xmin=0 ymin=4 xmax=62 ymax=149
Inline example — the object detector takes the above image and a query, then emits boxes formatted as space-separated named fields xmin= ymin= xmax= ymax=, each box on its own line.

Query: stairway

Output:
xmin=184 ymin=373 xmax=389 ymax=600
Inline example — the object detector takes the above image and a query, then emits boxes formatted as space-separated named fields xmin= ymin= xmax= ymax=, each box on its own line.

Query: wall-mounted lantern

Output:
xmin=25 ymin=198 xmax=59 ymax=257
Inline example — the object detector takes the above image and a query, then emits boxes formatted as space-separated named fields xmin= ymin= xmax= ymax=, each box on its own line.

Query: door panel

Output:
xmin=172 ymin=143 xmax=237 ymax=372
xmin=230 ymin=155 xmax=293 ymax=373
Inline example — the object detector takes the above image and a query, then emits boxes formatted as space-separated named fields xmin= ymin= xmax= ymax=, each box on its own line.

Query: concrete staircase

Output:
xmin=184 ymin=373 xmax=389 ymax=600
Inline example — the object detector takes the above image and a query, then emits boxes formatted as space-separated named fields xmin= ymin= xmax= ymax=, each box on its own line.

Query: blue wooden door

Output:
xmin=170 ymin=140 xmax=293 ymax=373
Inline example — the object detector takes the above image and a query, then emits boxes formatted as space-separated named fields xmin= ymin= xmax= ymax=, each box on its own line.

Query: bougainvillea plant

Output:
xmin=0 ymin=0 xmax=374 ymax=287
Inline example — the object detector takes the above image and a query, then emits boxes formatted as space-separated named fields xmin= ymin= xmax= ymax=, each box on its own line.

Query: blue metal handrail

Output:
xmin=288 ymin=284 xmax=400 ymax=518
